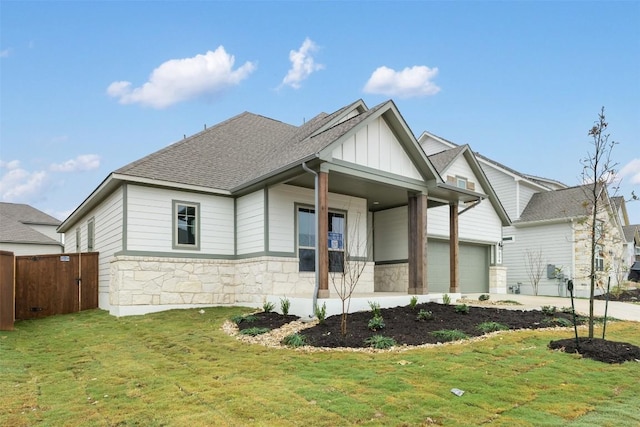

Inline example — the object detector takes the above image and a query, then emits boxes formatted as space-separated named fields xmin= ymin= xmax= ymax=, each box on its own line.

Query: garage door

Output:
xmin=427 ymin=240 xmax=489 ymax=293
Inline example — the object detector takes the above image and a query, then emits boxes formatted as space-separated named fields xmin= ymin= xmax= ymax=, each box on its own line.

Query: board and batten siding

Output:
xmin=126 ymin=185 xmax=234 ymax=255
xmin=236 ymin=190 xmax=265 ymax=255
xmin=331 ymin=116 xmax=422 ymax=181
xmin=373 ymin=207 xmax=408 ymax=262
xmin=268 ymin=184 xmax=368 ymax=257
xmin=502 ymin=222 xmax=573 ymax=296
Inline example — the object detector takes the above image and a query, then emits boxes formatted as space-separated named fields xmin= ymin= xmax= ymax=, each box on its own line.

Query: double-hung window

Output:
xmin=595 ymin=244 xmax=604 ymax=271
xmin=297 ymin=207 xmax=345 ymax=273
xmin=174 ymin=201 xmax=200 ymax=250
xmin=87 ymin=218 xmax=95 ymax=252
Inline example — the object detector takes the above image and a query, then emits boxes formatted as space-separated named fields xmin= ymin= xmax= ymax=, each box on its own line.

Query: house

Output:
xmin=0 ymin=202 xmax=64 ymax=255
xmin=58 ymin=99 xmax=508 ymax=317
xmin=420 ymin=131 xmax=629 ymax=297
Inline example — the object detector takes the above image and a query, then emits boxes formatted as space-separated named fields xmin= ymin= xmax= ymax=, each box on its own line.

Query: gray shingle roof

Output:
xmin=427 ymin=145 xmax=467 ymax=174
xmin=115 ymin=100 xmax=373 ymax=192
xmin=517 ymin=185 xmax=598 ymax=222
xmin=0 ymin=203 xmax=61 ymax=245
xmin=623 ymin=224 xmax=639 ymax=242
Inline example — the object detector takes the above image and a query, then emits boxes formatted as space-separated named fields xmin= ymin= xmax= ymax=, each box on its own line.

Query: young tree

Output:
xmin=524 ymin=249 xmax=545 ymax=296
xmin=580 ymin=107 xmax=618 ymax=338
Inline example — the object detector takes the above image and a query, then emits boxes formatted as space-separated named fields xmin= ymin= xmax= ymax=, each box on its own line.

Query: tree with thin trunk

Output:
xmin=524 ymin=249 xmax=545 ymax=296
xmin=580 ymin=107 xmax=618 ymax=339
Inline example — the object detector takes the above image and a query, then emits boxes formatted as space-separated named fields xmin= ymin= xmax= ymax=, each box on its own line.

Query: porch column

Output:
xmin=408 ymin=192 xmax=428 ymax=294
xmin=449 ymin=202 xmax=460 ymax=293
xmin=317 ymin=171 xmax=330 ymax=298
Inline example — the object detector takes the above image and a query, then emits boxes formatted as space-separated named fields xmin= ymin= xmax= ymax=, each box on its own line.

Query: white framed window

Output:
xmin=87 ymin=218 xmax=95 ymax=252
xmin=297 ymin=206 xmax=345 ymax=273
xmin=595 ymin=244 xmax=604 ymax=271
xmin=456 ymin=176 xmax=468 ymax=189
xmin=75 ymin=228 xmax=81 ymax=252
xmin=595 ymin=220 xmax=604 ymax=243
xmin=173 ymin=201 xmax=200 ymax=250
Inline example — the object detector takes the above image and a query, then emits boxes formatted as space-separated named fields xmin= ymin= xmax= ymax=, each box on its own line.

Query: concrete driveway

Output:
xmin=462 ymin=293 xmax=640 ymax=322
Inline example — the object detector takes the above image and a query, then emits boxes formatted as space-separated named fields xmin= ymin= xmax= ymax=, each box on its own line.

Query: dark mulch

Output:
xmin=594 ymin=287 xmax=640 ymax=302
xmin=235 ymin=303 xmax=640 ymax=363
xmin=549 ymin=337 xmax=640 ymax=364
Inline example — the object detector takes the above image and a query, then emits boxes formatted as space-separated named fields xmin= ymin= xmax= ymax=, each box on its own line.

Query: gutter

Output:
xmin=458 ymin=198 xmax=483 ymax=215
xmin=301 ymin=161 xmax=320 ymax=318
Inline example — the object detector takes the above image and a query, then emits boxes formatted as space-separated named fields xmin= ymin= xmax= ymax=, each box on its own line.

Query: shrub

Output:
xmin=231 ymin=314 xmax=256 ymax=325
xmin=442 ymin=294 xmax=451 ymax=305
xmin=314 ymin=302 xmax=327 ymax=325
xmin=431 ymin=329 xmax=469 ymax=342
xmin=541 ymin=305 xmax=557 ymax=316
xmin=364 ymin=335 xmax=396 ymax=349
xmin=368 ymin=314 xmax=386 ymax=331
xmin=282 ymin=333 xmax=307 ymax=347
xmin=239 ymin=327 xmax=270 ymax=336
xmin=409 ymin=296 xmax=418 ymax=310
xmin=455 ymin=304 xmax=470 ymax=314
xmin=280 ymin=297 xmax=290 ymax=316
xmin=230 ymin=314 xmax=245 ymax=325
xmin=478 ymin=294 xmax=490 ymax=301
xmin=263 ymin=301 xmax=275 ymax=313
xmin=416 ymin=309 xmax=433 ymax=321
xmin=542 ymin=317 xmax=573 ymax=327
xmin=476 ymin=321 xmax=509 ymax=333
xmin=368 ymin=301 xmax=381 ymax=317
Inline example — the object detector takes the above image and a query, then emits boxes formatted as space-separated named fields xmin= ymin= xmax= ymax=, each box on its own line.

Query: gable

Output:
xmin=441 ymin=155 xmax=483 ymax=193
xmin=330 ymin=116 xmax=422 ymax=180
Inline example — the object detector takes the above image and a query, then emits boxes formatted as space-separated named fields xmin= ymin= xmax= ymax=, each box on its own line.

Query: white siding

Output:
xmin=268 ymin=184 xmax=368 ymax=257
xmin=518 ymin=182 xmax=538 ymax=218
xmin=331 ymin=117 xmax=422 ymax=180
xmin=29 ymin=224 xmax=63 ymax=243
xmin=236 ymin=190 xmax=265 ymax=255
xmin=126 ymin=185 xmax=234 ymax=255
xmin=502 ymin=222 xmax=574 ymax=296
xmin=373 ymin=206 xmax=408 ymax=261
xmin=419 ymin=135 xmax=453 ymax=156
xmin=483 ymin=164 xmax=518 ymax=219
xmin=427 ymin=200 xmax=502 ymax=244
xmin=0 ymin=242 xmax=62 ymax=256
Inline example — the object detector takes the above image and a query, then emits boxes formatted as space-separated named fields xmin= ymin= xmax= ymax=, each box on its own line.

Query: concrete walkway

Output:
xmin=462 ymin=293 xmax=640 ymax=322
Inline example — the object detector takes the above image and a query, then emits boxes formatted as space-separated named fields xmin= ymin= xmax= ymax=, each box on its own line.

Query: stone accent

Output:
xmin=109 ymin=255 xmax=375 ymax=314
xmin=374 ymin=263 xmax=408 ymax=292
xmin=489 ymin=265 xmax=507 ymax=294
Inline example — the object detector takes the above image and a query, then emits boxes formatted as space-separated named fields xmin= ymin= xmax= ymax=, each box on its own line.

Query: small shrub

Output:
xmin=282 ymin=333 xmax=307 ymax=347
xmin=442 ymin=294 xmax=451 ymax=305
xmin=231 ymin=314 xmax=256 ymax=325
xmin=364 ymin=335 xmax=396 ymax=349
xmin=409 ymin=296 xmax=418 ymax=310
xmin=368 ymin=314 xmax=386 ymax=331
xmin=280 ymin=297 xmax=290 ymax=316
xmin=541 ymin=305 xmax=557 ymax=316
xmin=476 ymin=321 xmax=509 ymax=333
xmin=431 ymin=329 xmax=469 ymax=342
xmin=239 ymin=327 xmax=270 ymax=336
xmin=542 ymin=317 xmax=573 ymax=327
xmin=560 ymin=306 xmax=573 ymax=314
xmin=368 ymin=301 xmax=381 ymax=317
xmin=455 ymin=304 xmax=470 ymax=314
xmin=263 ymin=301 xmax=275 ymax=313
xmin=230 ymin=314 xmax=245 ymax=325
xmin=496 ymin=300 xmax=522 ymax=305
xmin=314 ymin=302 xmax=327 ymax=325
xmin=478 ymin=294 xmax=490 ymax=301
xmin=416 ymin=309 xmax=433 ymax=321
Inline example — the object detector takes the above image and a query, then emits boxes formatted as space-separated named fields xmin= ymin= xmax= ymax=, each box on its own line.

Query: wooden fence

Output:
xmin=0 ymin=252 xmax=99 ymax=329
xmin=0 ymin=251 xmax=14 ymax=330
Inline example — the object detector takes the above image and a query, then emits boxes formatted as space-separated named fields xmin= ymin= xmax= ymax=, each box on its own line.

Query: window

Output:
xmin=75 ymin=228 xmax=81 ymax=252
xmin=595 ymin=244 xmax=604 ymax=271
xmin=173 ymin=201 xmax=200 ymax=249
xmin=297 ymin=207 xmax=345 ymax=273
xmin=87 ymin=218 xmax=95 ymax=252
xmin=456 ymin=177 xmax=468 ymax=189
xmin=595 ymin=220 xmax=604 ymax=243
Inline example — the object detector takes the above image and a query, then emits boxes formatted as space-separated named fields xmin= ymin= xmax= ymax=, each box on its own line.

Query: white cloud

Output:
xmin=281 ymin=38 xmax=324 ymax=89
xmin=363 ymin=65 xmax=441 ymax=98
xmin=618 ymin=158 xmax=640 ymax=185
xmin=107 ymin=46 xmax=256 ymax=108
xmin=50 ymin=154 xmax=100 ymax=173
xmin=0 ymin=160 xmax=49 ymax=202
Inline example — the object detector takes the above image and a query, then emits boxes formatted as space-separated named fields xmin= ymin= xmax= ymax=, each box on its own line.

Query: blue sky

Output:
xmin=1 ymin=1 xmax=639 ymax=224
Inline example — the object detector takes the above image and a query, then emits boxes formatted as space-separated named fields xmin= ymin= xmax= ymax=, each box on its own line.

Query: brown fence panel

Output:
xmin=0 ymin=251 xmax=15 ymax=330
xmin=15 ymin=253 xmax=99 ymax=320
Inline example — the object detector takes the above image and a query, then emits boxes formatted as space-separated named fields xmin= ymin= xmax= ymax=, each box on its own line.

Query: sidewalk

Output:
xmin=462 ymin=293 xmax=640 ymax=322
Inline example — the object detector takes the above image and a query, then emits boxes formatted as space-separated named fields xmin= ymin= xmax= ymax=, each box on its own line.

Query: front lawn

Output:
xmin=2 ymin=307 xmax=639 ymax=426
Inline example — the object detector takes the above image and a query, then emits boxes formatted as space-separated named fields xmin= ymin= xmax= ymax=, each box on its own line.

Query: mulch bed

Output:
xmin=235 ymin=302 xmax=640 ymax=363
xmin=594 ymin=287 xmax=640 ymax=302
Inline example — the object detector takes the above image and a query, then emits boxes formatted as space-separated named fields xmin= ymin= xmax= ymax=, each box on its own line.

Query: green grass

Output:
xmin=2 ymin=308 xmax=640 ymax=426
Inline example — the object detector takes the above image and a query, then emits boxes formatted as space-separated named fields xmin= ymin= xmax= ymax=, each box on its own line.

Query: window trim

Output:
xmin=595 ymin=244 xmax=604 ymax=272
xmin=87 ymin=217 xmax=95 ymax=252
xmin=172 ymin=200 xmax=201 ymax=251
xmin=295 ymin=204 xmax=347 ymax=273
xmin=75 ymin=227 xmax=81 ymax=252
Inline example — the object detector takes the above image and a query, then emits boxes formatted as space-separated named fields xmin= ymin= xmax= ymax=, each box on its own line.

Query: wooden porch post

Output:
xmin=449 ymin=202 xmax=460 ymax=293
xmin=317 ymin=171 xmax=329 ymax=298
xmin=408 ymin=192 xmax=428 ymax=294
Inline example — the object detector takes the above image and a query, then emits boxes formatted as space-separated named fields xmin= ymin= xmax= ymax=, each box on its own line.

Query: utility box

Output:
xmin=547 ymin=264 xmax=556 ymax=279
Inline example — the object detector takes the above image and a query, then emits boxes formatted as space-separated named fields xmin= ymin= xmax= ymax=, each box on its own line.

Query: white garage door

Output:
xmin=427 ymin=240 xmax=489 ymax=293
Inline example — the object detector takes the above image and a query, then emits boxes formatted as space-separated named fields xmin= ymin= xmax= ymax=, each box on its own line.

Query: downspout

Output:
xmin=302 ymin=162 xmax=319 ymax=317
xmin=458 ymin=197 xmax=483 ymax=215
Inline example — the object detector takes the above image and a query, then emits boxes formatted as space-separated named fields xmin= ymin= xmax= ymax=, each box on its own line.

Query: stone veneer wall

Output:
xmin=109 ymin=255 xmax=375 ymax=315
xmin=374 ymin=263 xmax=408 ymax=292
xmin=489 ymin=266 xmax=507 ymax=294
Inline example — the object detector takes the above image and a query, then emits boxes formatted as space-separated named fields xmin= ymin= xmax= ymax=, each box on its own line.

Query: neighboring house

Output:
xmin=622 ymin=224 xmax=640 ymax=264
xmin=58 ymin=99 xmax=508 ymax=316
xmin=419 ymin=132 xmax=628 ymax=297
xmin=0 ymin=202 xmax=64 ymax=255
